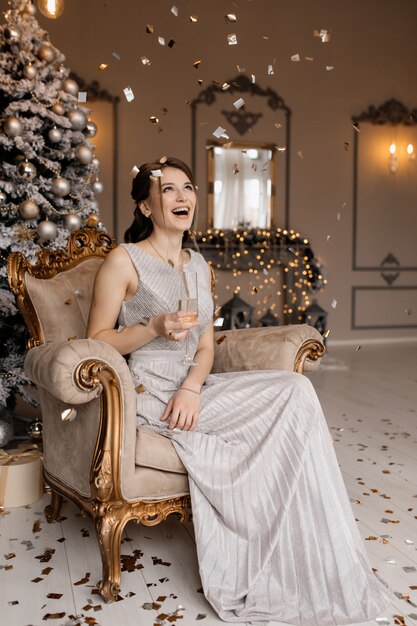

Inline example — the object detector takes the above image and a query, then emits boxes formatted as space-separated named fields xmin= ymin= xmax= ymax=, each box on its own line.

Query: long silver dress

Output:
xmin=118 ymin=243 xmax=391 ymax=625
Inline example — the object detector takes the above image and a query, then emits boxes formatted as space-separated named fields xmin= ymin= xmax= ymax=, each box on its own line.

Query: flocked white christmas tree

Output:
xmin=0 ymin=0 xmax=104 ymax=437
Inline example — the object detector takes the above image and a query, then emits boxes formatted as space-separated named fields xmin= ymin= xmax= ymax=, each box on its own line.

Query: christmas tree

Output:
xmin=0 ymin=0 xmax=103 ymax=439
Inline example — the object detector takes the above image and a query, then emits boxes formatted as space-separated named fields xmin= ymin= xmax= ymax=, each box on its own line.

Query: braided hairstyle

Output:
xmin=124 ymin=157 xmax=198 ymax=244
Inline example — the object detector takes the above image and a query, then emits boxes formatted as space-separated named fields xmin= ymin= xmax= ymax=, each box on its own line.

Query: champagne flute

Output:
xmin=178 ymin=270 xmax=198 ymax=366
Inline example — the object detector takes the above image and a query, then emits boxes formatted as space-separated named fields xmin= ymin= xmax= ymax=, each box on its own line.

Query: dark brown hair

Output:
xmin=124 ymin=157 xmax=198 ymax=244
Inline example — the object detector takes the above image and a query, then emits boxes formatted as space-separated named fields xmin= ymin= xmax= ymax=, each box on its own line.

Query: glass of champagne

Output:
xmin=178 ymin=271 xmax=198 ymax=366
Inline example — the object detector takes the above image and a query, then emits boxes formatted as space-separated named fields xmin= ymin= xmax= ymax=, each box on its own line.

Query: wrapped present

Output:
xmin=0 ymin=445 xmax=43 ymax=509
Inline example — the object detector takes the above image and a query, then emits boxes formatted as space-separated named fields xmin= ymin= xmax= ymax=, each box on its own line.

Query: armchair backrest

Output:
xmin=8 ymin=229 xmax=115 ymax=347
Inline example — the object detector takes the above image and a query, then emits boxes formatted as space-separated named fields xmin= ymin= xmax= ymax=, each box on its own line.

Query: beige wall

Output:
xmin=4 ymin=0 xmax=417 ymax=341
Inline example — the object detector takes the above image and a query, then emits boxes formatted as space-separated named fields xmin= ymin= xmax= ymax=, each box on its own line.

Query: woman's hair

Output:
xmin=124 ymin=157 xmax=198 ymax=244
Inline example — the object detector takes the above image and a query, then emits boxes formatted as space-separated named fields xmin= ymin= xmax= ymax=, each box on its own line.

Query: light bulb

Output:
xmin=407 ymin=144 xmax=414 ymax=155
xmin=37 ymin=0 xmax=64 ymax=19
xmin=389 ymin=143 xmax=397 ymax=155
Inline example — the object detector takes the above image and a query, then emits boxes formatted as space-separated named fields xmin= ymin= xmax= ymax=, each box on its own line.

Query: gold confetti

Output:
xmin=323 ymin=329 xmax=331 ymax=338
xmin=31 ymin=577 xmax=43 ymax=583
xmin=190 ymin=15 xmax=198 ymax=22
xmin=365 ymin=536 xmax=378 ymax=540
xmin=193 ymin=59 xmax=202 ymax=69
xmin=225 ymin=13 xmax=237 ymax=23
xmin=216 ymin=335 xmax=227 ymax=345
xmin=98 ymin=63 xmax=108 ymax=71
xmin=146 ymin=24 xmax=154 ymax=34
xmin=355 ymin=345 xmax=362 ymax=351
xmin=227 ymin=33 xmax=238 ymax=45
xmin=168 ymin=39 xmax=175 ymax=48
xmin=159 ymin=156 xmax=168 ymax=163
xmin=4 ymin=553 xmax=16 ymax=560
xmin=32 ymin=519 xmax=42 ymax=533
xmin=43 ymin=613 xmax=66 ymax=620
xmin=150 ymin=116 xmax=160 ymax=124
xmin=141 ymin=56 xmax=151 ymax=66
xmin=47 ymin=593 xmax=63 ymax=599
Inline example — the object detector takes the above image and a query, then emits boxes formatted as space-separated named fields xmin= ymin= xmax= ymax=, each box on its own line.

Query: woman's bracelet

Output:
xmin=180 ymin=386 xmax=200 ymax=395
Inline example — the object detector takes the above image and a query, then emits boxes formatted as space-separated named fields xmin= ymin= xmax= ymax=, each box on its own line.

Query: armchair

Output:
xmin=8 ymin=228 xmax=325 ymax=602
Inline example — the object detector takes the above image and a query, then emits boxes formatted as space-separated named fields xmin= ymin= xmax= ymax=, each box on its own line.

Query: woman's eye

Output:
xmin=185 ymin=184 xmax=194 ymax=191
xmin=162 ymin=186 xmax=173 ymax=192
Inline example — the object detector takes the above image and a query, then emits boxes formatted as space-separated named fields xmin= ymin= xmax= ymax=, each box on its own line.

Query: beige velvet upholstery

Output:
xmin=8 ymin=229 xmax=325 ymax=602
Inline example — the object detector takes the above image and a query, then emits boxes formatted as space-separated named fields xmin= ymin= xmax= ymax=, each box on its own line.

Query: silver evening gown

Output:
xmin=118 ymin=243 xmax=391 ymax=625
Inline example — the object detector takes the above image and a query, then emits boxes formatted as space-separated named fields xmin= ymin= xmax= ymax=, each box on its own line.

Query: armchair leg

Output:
xmin=44 ymin=489 xmax=63 ymax=523
xmin=95 ymin=508 xmax=126 ymax=603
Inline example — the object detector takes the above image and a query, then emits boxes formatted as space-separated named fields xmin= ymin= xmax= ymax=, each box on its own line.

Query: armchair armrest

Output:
xmin=25 ymin=338 xmax=134 ymax=404
xmin=212 ymin=324 xmax=325 ymax=375
xmin=24 ymin=338 xmax=137 ymax=502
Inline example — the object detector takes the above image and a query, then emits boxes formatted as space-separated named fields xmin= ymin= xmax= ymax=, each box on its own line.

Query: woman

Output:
xmin=87 ymin=157 xmax=390 ymax=624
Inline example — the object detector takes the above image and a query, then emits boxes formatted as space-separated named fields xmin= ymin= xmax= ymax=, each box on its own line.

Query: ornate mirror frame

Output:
xmin=191 ymin=75 xmax=292 ymax=229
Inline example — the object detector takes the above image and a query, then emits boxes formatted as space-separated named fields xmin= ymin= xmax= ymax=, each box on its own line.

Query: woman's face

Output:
xmin=143 ymin=166 xmax=197 ymax=234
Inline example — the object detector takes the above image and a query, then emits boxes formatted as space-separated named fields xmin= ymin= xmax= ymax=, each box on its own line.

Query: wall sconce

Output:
xmin=407 ymin=143 xmax=415 ymax=161
xmin=37 ymin=0 xmax=64 ymax=19
xmin=389 ymin=143 xmax=398 ymax=173
xmin=388 ymin=142 xmax=416 ymax=173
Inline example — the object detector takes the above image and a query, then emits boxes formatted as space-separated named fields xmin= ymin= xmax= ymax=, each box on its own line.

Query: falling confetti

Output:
xmin=158 ymin=36 xmax=166 ymax=46
xmin=168 ymin=39 xmax=175 ymax=48
xmin=213 ymin=126 xmax=227 ymax=139
xmin=268 ymin=64 xmax=274 ymax=75
xmin=171 ymin=5 xmax=178 ymax=16
xmin=141 ymin=56 xmax=151 ymax=66
xmin=130 ymin=166 xmax=140 ymax=177
xmin=225 ymin=13 xmax=237 ymax=23
xmin=112 ymin=51 xmax=121 ymax=60
xmin=331 ymin=298 xmax=337 ymax=309
xmin=314 ymin=28 xmax=331 ymax=42
xmin=150 ymin=116 xmax=160 ymax=124
xmin=233 ymin=97 xmax=245 ymax=109
xmin=291 ymin=53 xmax=300 ymax=62
xmin=146 ymin=24 xmax=154 ymax=34
xmin=189 ymin=15 xmax=198 ymax=22
xmin=98 ymin=63 xmax=108 ymax=71
xmin=227 ymin=33 xmax=238 ymax=45
xmin=77 ymin=91 xmax=87 ymax=102
xmin=123 ymin=86 xmax=134 ymax=102
xmin=151 ymin=169 xmax=163 ymax=177
xmin=216 ymin=335 xmax=227 ymax=345
xmin=326 ymin=65 xmax=335 ymax=71
xmin=193 ymin=59 xmax=202 ymax=69
xmin=344 ymin=142 xmax=349 ymax=151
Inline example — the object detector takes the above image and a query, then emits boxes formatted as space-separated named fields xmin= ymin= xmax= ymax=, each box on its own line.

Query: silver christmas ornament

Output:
xmin=51 ymin=177 xmax=70 ymax=197
xmin=4 ymin=27 xmax=20 ymax=45
xmin=63 ymin=78 xmax=78 ymax=96
xmin=18 ymin=160 xmax=37 ymax=180
xmin=0 ymin=420 xmax=13 ymax=447
xmin=52 ymin=102 xmax=65 ymax=116
xmin=4 ymin=116 xmax=23 ymax=137
xmin=92 ymin=180 xmax=104 ymax=194
xmin=37 ymin=219 xmax=57 ymax=240
xmin=27 ymin=418 xmax=42 ymax=440
xmin=37 ymin=43 xmax=56 ymax=63
xmin=48 ymin=126 xmax=62 ymax=143
xmin=75 ymin=145 xmax=93 ymax=164
xmin=85 ymin=120 xmax=97 ymax=137
xmin=19 ymin=199 xmax=40 ymax=220
xmin=0 ymin=191 xmax=7 ymax=206
xmin=91 ymin=157 xmax=100 ymax=170
xmin=68 ymin=109 xmax=87 ymax=131
xmin=23 ymin=63 xmax=37 ymax=79
xmin=24 ymin=2 xmax=37 ymax=15
xmin=64 ymin=213 xmax=82 ymax=232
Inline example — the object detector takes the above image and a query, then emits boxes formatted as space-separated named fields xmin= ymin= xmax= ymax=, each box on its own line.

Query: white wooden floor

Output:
xmin=1 ymin=342 xmax=417 ymax=626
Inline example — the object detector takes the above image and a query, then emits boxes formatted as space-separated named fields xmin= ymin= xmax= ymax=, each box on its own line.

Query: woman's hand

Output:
xmin=160 ymin=387 xmax=200 ymax=431
xmin=149 ymin=311 xmax=199 ymax=342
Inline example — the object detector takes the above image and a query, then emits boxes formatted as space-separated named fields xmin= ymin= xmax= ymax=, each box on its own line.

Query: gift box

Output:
xmin=0 ymin=445 xmax=43 ymax=508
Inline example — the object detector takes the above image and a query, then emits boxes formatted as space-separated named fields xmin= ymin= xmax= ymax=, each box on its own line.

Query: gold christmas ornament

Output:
xmin=75 ymin=145 xmax=93 ymax=164
xmin=63 ymin=78 xmax=78 ymax=96
xmin=48 ymin=126 xmax=62 ymax=143
xmin=23 ymin=2 xmax=37 ymax=16
xmin=37 ymin=43 xmax=56 ymax=63
xmin=86 ymin=213 xmax=99 ymax=226
xmin=51 ymin=102 xmax=65 ymax=116
xmin=27 ymin=418 xmax=42 ymax=440
xmin=68 ymin=109 xmax=87 ymax=130
xmin=85 ymin=120 xmax=97 ymax=137
xmin=37 ymin=219 xmax=57 ymax=240
xmin=64 ymin=213 xmax=82 ymax=232
xmin=3 ymin=116 xmax=23 ymax=137
xmin=23 ymin=63 xmax=37 ymax=79
xmin=18 ymin=199 xmax=40 ymax=220
xmin=37 ymin=0 xmax=64 ymax=19
xmin=18 ymin=160 xmax=37 ymax=180
xmin=51 ymin=177 xmax=70 ymax=197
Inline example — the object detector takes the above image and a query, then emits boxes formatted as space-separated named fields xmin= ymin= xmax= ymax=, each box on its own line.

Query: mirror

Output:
xmin=207 ymin=142 xmax=276 ymax=229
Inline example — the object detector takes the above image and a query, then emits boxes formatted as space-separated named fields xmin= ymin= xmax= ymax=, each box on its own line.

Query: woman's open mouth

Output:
xmin=172 ymin=207 xmax=190 ymax=219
